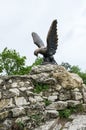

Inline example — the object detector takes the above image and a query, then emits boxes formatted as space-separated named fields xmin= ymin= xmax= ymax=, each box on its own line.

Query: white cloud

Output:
xmin=0 ymin=0 xmax=86 ymax=70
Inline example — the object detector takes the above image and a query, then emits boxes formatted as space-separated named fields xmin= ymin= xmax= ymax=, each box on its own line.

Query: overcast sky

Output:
xmin=0 ymin=0 xmax=86 ymax=71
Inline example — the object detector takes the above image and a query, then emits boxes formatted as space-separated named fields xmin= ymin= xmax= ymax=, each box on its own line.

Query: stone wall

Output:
xmin=0 ymin=64 xmax=86 ymax=130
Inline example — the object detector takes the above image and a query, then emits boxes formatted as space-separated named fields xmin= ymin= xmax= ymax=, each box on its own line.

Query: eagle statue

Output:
xmin=32 ymin=19 xmax=58 ymax=64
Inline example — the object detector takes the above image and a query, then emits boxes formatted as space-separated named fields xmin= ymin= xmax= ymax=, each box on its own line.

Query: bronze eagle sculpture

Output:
xmin=32 ymin=19 xmax=58 ymax=64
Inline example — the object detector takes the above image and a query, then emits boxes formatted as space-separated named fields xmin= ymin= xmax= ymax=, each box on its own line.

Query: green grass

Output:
xmin=33 ymin=83 xmax=49 ymax=94
xmin=28 ymin=113 xmax=45 ymax=127
xmin=44 ymin=99 xmax=52 ymax=106
xmin=59 ymin=104 xmax=84 ymax=119
xmin=59 ymin=109 xmax=71 ymax=119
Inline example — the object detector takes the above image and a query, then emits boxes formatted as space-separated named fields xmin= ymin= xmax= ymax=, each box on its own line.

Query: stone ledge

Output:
xmin=0 ymin=64 xmax=86 ymax=130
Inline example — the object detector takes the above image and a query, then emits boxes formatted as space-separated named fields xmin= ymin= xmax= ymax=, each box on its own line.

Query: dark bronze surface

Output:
xmin=32 ymin=20 xmax=58 ymax=64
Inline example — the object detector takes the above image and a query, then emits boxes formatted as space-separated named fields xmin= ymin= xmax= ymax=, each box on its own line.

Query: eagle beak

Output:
xmin=34 ymin=51 xmax=38 ymax=57
xmin=36 ymin=54 xmax=38 ymax=57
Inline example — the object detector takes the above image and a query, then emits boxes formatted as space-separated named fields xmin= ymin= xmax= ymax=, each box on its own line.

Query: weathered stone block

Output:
xmin=45 ymin=110 xmax=59 ymax=119
xmin=2 ymin=90 xmax=16 ymax=98
xmin=15 ymin=116 xmax=29 ymax=123
xmin=27 ymin=86 xmax=33 ymax=90
xmin=0 ymin=99 xmax=14 ymax=110
xmin=9 ymin=107 xmax=26 ymax=117
xmin=29 ymin=97 xmax=36 ymax=103
xmin=73 ymin=88 xmax=80 ymax=92
xmin=82 ymin=85 xmax=86 ymax=103
xmin=59 ymin=91 xmax=71 ymax=101
xmin=8 ymin=79 xmax=12 ymax=83
xmin=55 ymin=84 xmax=62 ymax=91
xmin=3 ymin=85 xmax=6 ymax=90
xmin=0 ymin=111 xmax=8 ymax=120
xmin=48 ymin=95 xmax=57 ymax=102
xmin=0 ymin=79 xmax=3 ymax=84
xmin=82 ymin=104 xmax=86 ymax=112
xmin=19 ymin=87 xmax=27 ymax=91
xmin=19 ymin=81 xmax=25 ymax=87
xmin=46 ymin=101 xmax=68 ymax=110
xmin=30 ymin=64 xmax=58 ymax=74
xmin=72 ymin=91 xmax=82 ymax=100
xmin=26 ymin=91 xmax=34 ymax=96
xmin=83 ymin=93 xmax=86 ymax=103
xmin=3 ymin=119 xmax=12 ymax=130
xmin=0 ymin=92 xmax=2 ymax=99
xmin=34 ymin=96 xmax=43 ymax=102
xmin=14 ymin=97 xmax=29 ymax=106
xmin=67 ymin=100 xmax=81 ymax=107
xmin=9 ymin=88 xmax=20 ymax=96
xmin=11 ymin=82 xmax=18 ymax=88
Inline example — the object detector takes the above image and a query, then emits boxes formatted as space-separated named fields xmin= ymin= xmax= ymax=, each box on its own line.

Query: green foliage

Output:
xmin=0 ymin=48 xmax=43 ymax=75
xmin=61 ymin=62 xmax=71 ymax=71
xmin=28 ymin=112 xmax=45 ymax=127
xmin=30 ymin=114 xmax=42 ymax=125
xmin=61 ymin=62 xmax=86 ymax=84
xmin=44 ymin=99 xmax=52 ymax=106
xmin=69 ymin=65 xmax=81 ymax=74
xmin=59 ymin=109 xmax=71 ymax=119
xmin=79 ymin=72 xmax=86 ymax=84
xmin=0 ymin=47 xmax=27 ymax=75
xmin=19 ymin=57 xmax=43 ymax=75
xmin=11 ymin=121 xmax=24 ymax=130
xmin=70 ymin=66 xmax=86 ymax=84
xmin=61 ymin=62 xmax=81 ymax=73
xmin=33 ymin=83 xmax=49 ymax=94
xmin=32 ymin=57 xmax=43 ymax=66
xmin=16 ymin=121 xmax=24 ymax=130
xmin=69 ymin=104 xmax=84 ymax=113
xmin=16 ymin=66 xmax=32 ymax=75
xmin=59 ymin=104 xmax=84 ymax=119
xmin=0 ymin=47 xmax=86 ymax=84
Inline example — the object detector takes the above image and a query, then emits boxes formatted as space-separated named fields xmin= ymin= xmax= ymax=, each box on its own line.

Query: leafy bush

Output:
xmin=0 ymin=47 xmax=27 ymax=75
xmin=0 ymin=48 xmax=43 ymax=75
xmin=78 ymin=72 xmax=86 ymax=84
xmin=61 ymin=62 xmax=71 ymax=71
xmin=69 ymin=65 xmax=80 ymax=73
xmin=61 ymin=62 xmax=86 ymax=84
xmin=70 ymin=66 xmax=86 ymax=84
xmin=32 ymin=57 xmax=43 ymax=66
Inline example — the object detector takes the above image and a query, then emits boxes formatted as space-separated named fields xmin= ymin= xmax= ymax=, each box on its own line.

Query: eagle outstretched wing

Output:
xmin=32 ymin=32 xmax=45 ymax=48
xmin=46 ymin=20 xmax=58 ymax=56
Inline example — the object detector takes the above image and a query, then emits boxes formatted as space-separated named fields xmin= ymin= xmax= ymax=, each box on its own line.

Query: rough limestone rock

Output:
xmin=0 ymin=64 xmax=86 ymax=130
xmin=30 ymin=64 xmax=83 ymax=88
xmin=35 ymin=115 xmax=86 ymax=130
